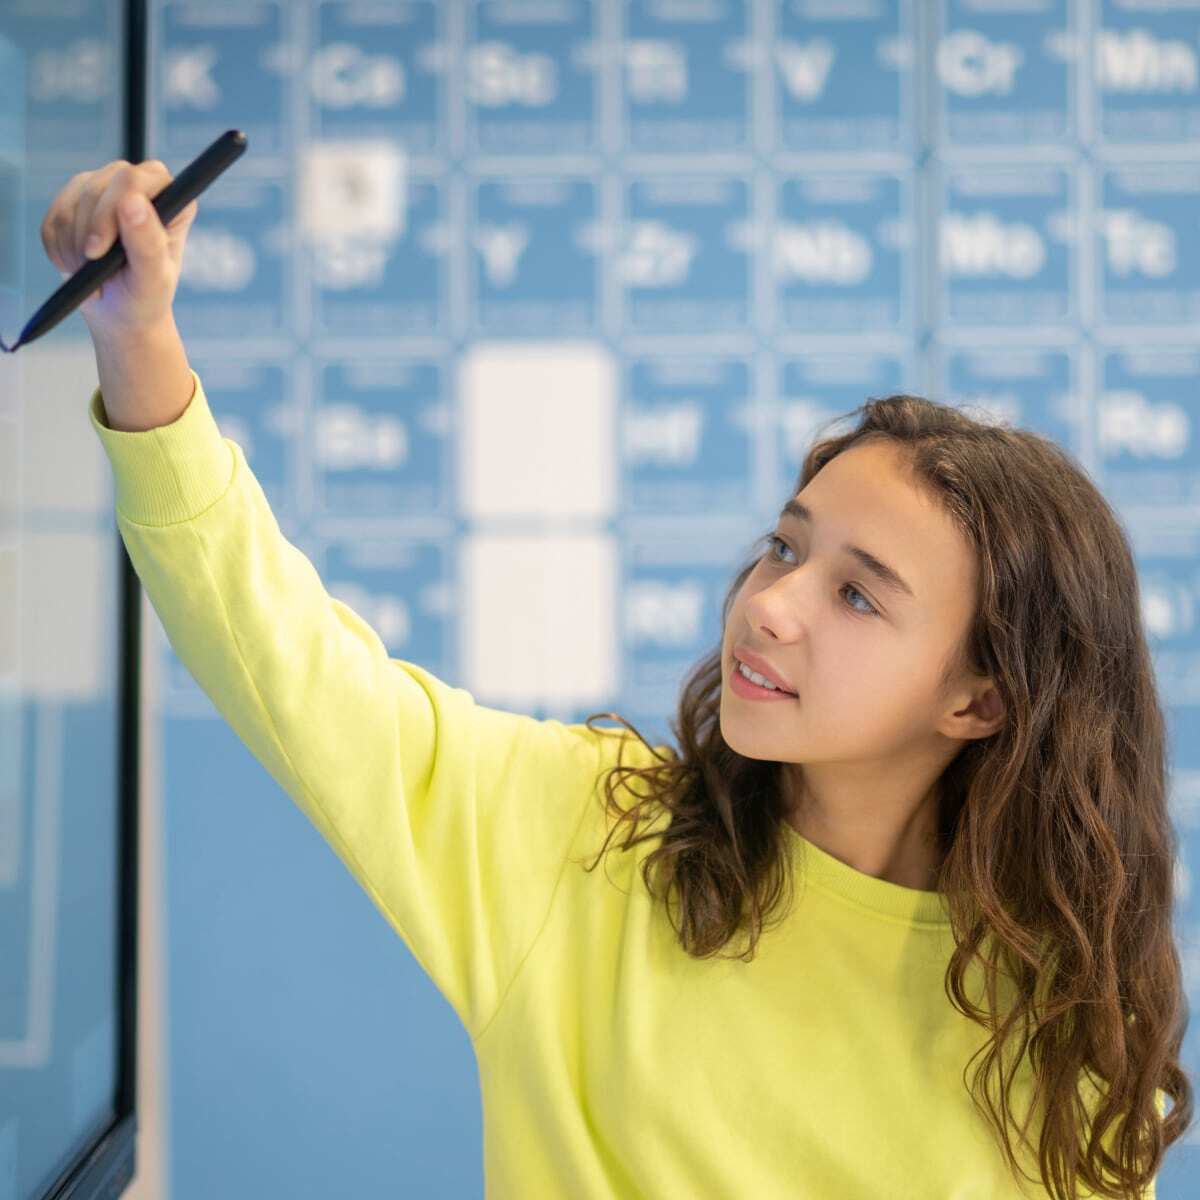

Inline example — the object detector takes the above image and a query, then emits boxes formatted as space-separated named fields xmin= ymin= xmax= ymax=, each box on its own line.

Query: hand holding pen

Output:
xmin=1 ymin=129 xmax=247 ymax=353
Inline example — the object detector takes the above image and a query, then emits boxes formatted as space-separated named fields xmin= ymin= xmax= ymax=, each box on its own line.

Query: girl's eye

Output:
xmin=763 ymin=535 xmax=881 ymax=618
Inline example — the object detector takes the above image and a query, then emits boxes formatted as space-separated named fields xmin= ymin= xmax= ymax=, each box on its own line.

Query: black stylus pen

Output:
xmin=0 ymin=129 xmax=248 ymax=353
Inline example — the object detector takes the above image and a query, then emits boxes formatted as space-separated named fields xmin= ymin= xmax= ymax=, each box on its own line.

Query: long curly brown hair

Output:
xmin=574 ymin=393 xmax=1193 ymax=1199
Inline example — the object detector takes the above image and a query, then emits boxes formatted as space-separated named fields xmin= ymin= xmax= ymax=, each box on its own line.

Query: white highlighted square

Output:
xmin=458 ymin=341 xmax=615 ymax=519
xmin=298 ymin=141 xmax=407 ymax=240
xmin=461 ymin=532 xmax=617 ymax=708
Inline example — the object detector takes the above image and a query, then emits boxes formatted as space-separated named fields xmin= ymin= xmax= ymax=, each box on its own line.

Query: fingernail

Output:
xmin=84 ymin=234 xmax=102 ymax=257
xmin=122 ymin=195 xmax=147 ymax=224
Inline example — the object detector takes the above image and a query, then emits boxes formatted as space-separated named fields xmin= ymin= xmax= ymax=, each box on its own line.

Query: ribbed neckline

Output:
xmin=785 ymin=824 xmax=952 ymax=927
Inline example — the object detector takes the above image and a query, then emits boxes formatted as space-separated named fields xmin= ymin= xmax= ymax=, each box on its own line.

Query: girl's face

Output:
xmin=720 ymin=439 xmax=984 ymax=773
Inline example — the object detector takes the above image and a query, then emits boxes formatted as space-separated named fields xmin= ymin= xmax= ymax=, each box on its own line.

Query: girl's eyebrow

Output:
xmin=778 ymin=499 xmax=917 ymax=602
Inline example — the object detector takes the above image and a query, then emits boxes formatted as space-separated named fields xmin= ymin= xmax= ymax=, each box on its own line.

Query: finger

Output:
xmin=64 ymin=161 xmax=126 ymax=272
xmin=113 ymin=186 xmax=170 ymax=277
xmin=73 ymin=162 xmax=135 ymax=270
xmin=41 ymin=171 xmax=91 ymax=274
xmin=82 ymin=161 xmax=168 ymax=263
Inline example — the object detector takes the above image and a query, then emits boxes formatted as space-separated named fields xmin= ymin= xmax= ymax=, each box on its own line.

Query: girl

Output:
xmin=47 ymin=158 xmax=1193 ymax=1199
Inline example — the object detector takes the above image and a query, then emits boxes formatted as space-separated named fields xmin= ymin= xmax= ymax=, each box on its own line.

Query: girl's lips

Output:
xmin=732 ymin=648 xmax=796 ymax=694
xmin=730 ymin=658 xmax=798 ymax=700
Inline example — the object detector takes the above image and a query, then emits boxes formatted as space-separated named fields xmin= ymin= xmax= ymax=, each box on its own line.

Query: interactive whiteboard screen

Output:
xmin=0 ymin=2 xmax=134 ymax=1197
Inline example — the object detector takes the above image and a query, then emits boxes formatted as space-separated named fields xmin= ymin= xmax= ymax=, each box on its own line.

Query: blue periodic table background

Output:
xmin=16 ymin=0 xmax=1200 ymax=1194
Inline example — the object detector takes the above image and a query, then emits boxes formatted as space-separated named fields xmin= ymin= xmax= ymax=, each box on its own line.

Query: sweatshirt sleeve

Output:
xmin=89 ymin=368 xmax=630 ymax=1041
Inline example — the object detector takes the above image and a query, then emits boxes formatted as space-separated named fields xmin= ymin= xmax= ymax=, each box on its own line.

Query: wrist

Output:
xmin=91 ymin=318 xmax=194 ymax=434
xmin=90 ymin=313 xmax=181 ymax=355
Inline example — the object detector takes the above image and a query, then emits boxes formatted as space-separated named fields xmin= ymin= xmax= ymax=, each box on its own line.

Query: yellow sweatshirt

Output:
xmin=88 ymin=369 xmax=1160 ymax=1199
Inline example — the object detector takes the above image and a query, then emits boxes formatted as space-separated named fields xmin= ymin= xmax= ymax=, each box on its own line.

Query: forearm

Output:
xmin=92 ymin=318 xmax=194 ymax=433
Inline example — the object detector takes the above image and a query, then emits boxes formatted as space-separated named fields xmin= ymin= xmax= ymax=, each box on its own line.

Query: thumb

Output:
xmin=116 ymin=192 xmax=168 ymax=273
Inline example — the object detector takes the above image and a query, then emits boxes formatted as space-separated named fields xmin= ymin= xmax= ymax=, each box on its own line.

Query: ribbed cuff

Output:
xmin=88 ymin=368 xmax=235 ymax=527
